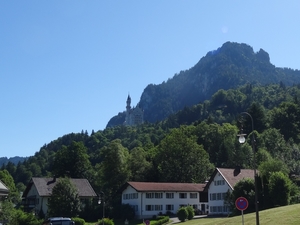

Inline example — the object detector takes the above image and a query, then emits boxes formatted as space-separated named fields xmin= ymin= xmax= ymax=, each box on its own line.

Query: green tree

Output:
xmin=259 ymin=128 xmax=287 ymax=158
xmin=0 ymin=169 xmax=20 ymax=204
xmin=155 ymin=126 xmax=214 ymax=183
xmin=270 ymin=102 xmax=300 ymax=142
xmin=52 ymin=141 xmax=92 ymax=178
xmin=268 ymin=172 xmax=292 ymax=206
xmin=128 ymin=147 xmax=151 ymax=181
xmin=0 ymin=199 xmax=15 ymax=224
xmin=97 ymin=139 xmax=130 ymax=204
xmin=230 ymin=178 xmax=255 ymax=214
xmin=256 ymin=148 xmax=272 ymax=166
xmin=258 ymin=159 xmax=289 ymax=209
xmin=48 ymin=178 xmax=81 ymax=217
xmin=245 ymin=102 xmax=267 ymax=134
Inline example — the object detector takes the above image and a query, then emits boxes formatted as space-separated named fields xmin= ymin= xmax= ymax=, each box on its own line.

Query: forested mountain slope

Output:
xmin=107 ymin=42 xmax=300 ymax=127
xmin=5 ymin=83 xmax=300 ymax=219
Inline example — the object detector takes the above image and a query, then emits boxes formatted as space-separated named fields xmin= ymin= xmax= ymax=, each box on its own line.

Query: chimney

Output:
xmin=47 ymin=176 xmax=57 ymax=185
xmin=234 ymin=166 xmax=241 ymax=176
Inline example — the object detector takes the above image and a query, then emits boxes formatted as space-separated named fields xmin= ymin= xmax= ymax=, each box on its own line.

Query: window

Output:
xmin=146 ymin=193 xmax=154 ymax=198
xmin=214 ymin=179 xmax=225 ymax=186
xmin=222 ymin=192 xmax=226 ymax=200
xmin=145 ymin=205 xmax=153 ymax=211
xmin=210 ymin=206 xmax=217 ymax=212
xmin=166 ymin=193 xmax=174 ymax=198
xmin=217 ymin=193 xmax=221 ymax=200
xmin=179 ymin=193 xmax=187 ymax=198
xmin=210 ymin=193 xmax=216 ymax=200
xmin=190 ymin=193 xmax=197 ymax=198
xmin=155 ymin=205 xmax=163 ymax=211
xmin=146 ymin=193 xmax=162 ymax=199
xmin=155 ymin=193 xmax=163 ymax=198
xmin=123 ymin=193 xmax=138 ymax=200
xmin=166 ymin=204 xmax=174 ymax=211
xmin=132 ymin=205 xmax=138 ymax=212
xmin=145 ymin=205 xmax=162 ymax=211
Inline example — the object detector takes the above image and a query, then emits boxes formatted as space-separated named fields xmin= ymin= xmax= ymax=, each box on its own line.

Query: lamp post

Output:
xmin=237 ymin=112 xmax=260 ymax=225
xmin=98 ymin=192 xmax=105 ymax=225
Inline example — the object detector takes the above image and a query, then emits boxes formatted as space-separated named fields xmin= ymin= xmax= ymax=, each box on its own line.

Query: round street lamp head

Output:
xmin=237 ymin=134 xmax=246 ymax=143
xmin=98 ymin=199 xmax=101 ymax=204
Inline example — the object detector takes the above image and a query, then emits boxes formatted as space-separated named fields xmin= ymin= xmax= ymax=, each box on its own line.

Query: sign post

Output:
xmin=235 ymin=197 xmax=249 ymax=225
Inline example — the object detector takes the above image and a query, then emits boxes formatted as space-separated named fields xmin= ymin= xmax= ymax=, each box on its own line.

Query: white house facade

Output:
xmin=0 ymin=180 xmax=9 ymax=197
xmin=206 ymin=170 xmax=231 ymax=215
xmin=121 ymin=182 xmax=208 ymax=219
xmin=205 ymin=167 xmax=254 ymax=215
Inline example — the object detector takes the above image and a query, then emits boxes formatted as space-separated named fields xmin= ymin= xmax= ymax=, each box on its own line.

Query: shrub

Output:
xmin=186 ymin=206 xmax=195 ymax=220
xmin=120 ymin=204 xmax=135 ymax=220
xmin=72 ymin=217 xmax=85 ymax=225
xmin=176 ymin=207 xmax=188 ymax=222
xmin=98 ymin=218 xmax=114 ymax=225
xmin=10 ymin=209 xmax=43 ymax=225
xmin=152 ymin=216 xmax=169 ymax=225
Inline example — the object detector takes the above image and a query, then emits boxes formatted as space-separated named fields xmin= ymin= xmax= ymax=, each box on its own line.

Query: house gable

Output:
xmin=0 ymin=180 xmax=9 ymax=196
xmin=22 ymin=177 xmax=97 ymax=216
xmin=205 ymin=167 xmax=255 ymax=215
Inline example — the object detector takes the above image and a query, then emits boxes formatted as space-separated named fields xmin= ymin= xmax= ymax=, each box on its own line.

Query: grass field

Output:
xmin=175 ymin=204 xmax=300 ymax=225
xmin=87 ymin=204 xmax=300 ymax=225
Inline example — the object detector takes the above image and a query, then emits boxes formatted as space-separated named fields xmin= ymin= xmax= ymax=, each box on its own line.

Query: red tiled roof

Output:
xmin=204 ymin=168 xmax=255 ymax=191
xmin=218 ymin=168 xmax=254 ymax=189
xmin=126 ymin=182 xmax=206 ymax=192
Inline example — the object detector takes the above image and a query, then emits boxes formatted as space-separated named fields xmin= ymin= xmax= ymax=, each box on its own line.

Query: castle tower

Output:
xmin=125 ymin=95 xmax=132 ymax=126
xmin=124 ymin=94 xmax=143 ymax=126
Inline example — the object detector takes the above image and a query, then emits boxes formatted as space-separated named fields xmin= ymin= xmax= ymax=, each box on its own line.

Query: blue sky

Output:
xmin=1 ymin=1 xmax=300 ymax=157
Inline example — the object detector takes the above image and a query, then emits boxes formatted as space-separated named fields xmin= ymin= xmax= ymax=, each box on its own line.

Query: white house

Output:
xmin=0 ymin=180 xmax=9 ymax=197
xmin=204 ymin=167 xmax=254 ymax=215
xmin=22 ymin=177 xmax=97 ymax=217
xmin=120 ymin=181 xmax=208 ymax=219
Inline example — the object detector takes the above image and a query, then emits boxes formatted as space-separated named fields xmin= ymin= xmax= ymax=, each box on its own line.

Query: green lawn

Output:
xmin=181 ymin=204 xmax=300 ymax=225
xmin=87 ymin=204 xmax=300 ymax=225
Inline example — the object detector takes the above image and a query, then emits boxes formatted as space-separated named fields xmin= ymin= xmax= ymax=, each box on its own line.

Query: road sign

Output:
xmin=235 ymin=197 xmax=249 ymax=211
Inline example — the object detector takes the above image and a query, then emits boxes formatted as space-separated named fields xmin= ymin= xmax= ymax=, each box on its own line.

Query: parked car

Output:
xmin=43 ymin=217 xmax=75 ymax=225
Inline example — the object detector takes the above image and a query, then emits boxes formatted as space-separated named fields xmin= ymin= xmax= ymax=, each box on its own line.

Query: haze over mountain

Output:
xmin=107 ymin=42 xmax=300 ymax=127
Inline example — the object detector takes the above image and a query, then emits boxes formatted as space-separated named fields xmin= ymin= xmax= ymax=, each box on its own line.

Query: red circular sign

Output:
xmin=235 ymin=197 xmax=248 ymax=211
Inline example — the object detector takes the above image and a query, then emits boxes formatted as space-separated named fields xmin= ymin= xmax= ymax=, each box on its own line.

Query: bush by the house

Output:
xmin=72 ymin=217 xmax=85 ymax=225
xmin=177 ymin=207 xmax=188 ymax=222
xmin=151 ymin=216 xmax=169 ymax=225
xmin=186 ymin=206 xmax=195 ymax=220
xmin=98 ymin=218 xmax=114 ymax=225
xmin=119 ymin=204 xmax=135 ymax=220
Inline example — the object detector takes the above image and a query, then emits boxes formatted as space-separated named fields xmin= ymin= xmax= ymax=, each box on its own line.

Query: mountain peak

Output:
xmin=107 ymin=42 xmax=300 ymax=127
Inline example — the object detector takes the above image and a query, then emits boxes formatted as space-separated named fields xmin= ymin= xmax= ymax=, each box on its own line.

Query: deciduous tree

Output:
xmin=48 ymin=178 xmax=80 ymax=217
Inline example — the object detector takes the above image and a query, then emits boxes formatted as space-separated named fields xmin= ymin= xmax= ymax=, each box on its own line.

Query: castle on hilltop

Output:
xmin=124 ymin=95 xmax=144 ymax=126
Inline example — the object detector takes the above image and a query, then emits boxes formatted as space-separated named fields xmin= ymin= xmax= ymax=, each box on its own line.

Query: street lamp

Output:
xmin=98 ymin=192 xmax=105 ymax=225
xmin=238 ymin=112 xmax=260 ymax=225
